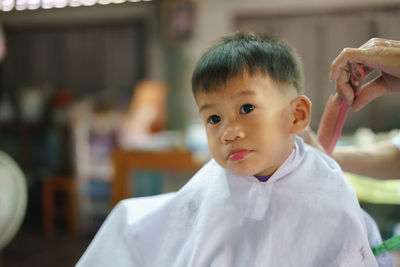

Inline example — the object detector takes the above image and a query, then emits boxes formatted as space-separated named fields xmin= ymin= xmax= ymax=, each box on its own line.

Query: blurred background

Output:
xmin=1 ymin=0 xmax=400 ymax=266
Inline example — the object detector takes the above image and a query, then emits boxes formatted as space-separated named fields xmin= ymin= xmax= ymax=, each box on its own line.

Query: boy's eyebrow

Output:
xmin=198 ymin=89 xmax=256 ymax=112
xmin=234 ymin=89 xmax=256 ymax=98
xmin=199 ymin=103 xmax=215 ymax=113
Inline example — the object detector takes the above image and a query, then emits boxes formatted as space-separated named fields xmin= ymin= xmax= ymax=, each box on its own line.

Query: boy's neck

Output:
xmin=254 ymin=175 xmax=271 ymax=182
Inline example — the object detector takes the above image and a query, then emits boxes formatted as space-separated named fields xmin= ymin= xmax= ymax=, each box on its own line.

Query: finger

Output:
xmin=330 ymin=48 xmax=359 ymax=81
xmin=389 ymin=40 xmax=400 ymax=47
xmin=352 ymin=76 xmax=392 ymax=111
xmin=350 ymin=63 xmax=366 ymax=89
xmin=382 ymin=72 xmax=400 ymax=92
xmin=334 ymin=69 xmax=355 ymax=105
xmin=330 ymin=47 xmax=381 ymax=81
xmin=361 ymin=37 xmax=400 ymax=49
xmin=362 ymin=66 xmax=375 ymax=77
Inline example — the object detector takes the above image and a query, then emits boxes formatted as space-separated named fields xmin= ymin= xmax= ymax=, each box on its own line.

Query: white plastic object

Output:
xmin=0 ymin=151 xmax=27 ymax=250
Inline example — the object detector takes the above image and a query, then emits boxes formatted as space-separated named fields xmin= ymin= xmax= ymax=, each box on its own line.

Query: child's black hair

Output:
xmin=192 ymin=31 xmax=304 ymax=95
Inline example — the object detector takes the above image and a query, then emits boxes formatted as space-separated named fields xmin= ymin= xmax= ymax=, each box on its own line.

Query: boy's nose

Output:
xmin=221 ymin=125 xmax=245 ymax=144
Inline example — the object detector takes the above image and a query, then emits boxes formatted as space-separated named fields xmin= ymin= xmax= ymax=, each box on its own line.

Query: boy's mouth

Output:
xmin=228 ymin=149 xmax=251 ymax=162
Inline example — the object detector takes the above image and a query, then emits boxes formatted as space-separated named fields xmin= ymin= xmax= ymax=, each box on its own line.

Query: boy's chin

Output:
xmin=227 ymin=165 xmax=275 ymax=177
xmin=226 ymin=167 xmax=257 ymax=177
xmin=214 ymin=159 xmax=260 ymax=177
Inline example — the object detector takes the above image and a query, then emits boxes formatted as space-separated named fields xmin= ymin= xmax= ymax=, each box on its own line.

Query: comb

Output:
xmin=317 ymin=63 xmax=366 ymax=153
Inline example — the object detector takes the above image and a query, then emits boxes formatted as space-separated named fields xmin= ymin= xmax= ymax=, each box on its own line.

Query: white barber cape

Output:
xmin=77 ymin=137 xmax=379 ymax=267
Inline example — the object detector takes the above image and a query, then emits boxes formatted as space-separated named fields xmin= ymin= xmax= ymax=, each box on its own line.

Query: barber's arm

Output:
xmin=304 ymin=37 xmax=400 ymax=180
xmin=332 ymin=140 xmax=400 ymax=180
xmin=300 ymin=128 xmax=400 ymax=180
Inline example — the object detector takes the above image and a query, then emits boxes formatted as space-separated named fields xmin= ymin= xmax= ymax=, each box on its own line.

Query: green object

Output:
xmin=345 ymin=172 xmax=400 ymax=205
xmin=372 ymin=235 xmax=400 ymax=256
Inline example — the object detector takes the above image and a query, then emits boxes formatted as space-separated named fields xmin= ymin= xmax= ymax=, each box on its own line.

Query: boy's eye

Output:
xmin=208 ymin=115 xmax=221 ymax=124
xmin=240 ymin=104 xmax=254 ymax=114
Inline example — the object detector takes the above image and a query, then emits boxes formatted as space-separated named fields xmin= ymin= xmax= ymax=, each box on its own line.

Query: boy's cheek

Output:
xmin=206 ymin=139 xmax=220 ymax=159
xmin=205 ymin=127 xmax=217 ymax=141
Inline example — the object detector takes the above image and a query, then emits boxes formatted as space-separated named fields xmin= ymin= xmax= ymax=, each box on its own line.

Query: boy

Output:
xmin=77 ymin=32 xmax=382 ymax=266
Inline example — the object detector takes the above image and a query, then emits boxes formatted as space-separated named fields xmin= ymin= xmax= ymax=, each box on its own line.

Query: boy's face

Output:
xmin=196 ymin=72 xmax=298 ymax=177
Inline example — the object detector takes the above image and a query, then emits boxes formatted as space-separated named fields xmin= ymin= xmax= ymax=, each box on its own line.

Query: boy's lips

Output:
xmin=228 ymin=149 xmax=251 ymax=162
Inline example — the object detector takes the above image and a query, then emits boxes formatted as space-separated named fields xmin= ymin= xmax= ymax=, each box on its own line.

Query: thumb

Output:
xmin=352 ymin=75 xmax=392 ymax=111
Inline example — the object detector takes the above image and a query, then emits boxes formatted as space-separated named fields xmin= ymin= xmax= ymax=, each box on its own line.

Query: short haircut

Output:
xmin=192 ymin=31 xmax=304 ymax=95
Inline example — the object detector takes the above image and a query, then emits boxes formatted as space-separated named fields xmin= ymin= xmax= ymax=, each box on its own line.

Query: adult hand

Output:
xmin=330 ymin=38 xmax=400 ymax=111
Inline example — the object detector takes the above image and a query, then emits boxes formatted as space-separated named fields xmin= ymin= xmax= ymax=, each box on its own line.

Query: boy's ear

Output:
xmin=289 ymin=96 xmax=311 ymax=134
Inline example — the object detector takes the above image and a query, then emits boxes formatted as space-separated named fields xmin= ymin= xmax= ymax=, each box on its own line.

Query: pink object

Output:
xmin=317 ymin=63 xmax=365 ymax=153
xmin=317 ymin=97 xmax=350 ymax=153
xmin=228 ymin=150 xmax=251 ymax=162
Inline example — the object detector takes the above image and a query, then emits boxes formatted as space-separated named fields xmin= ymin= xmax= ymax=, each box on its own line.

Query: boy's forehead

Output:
xmin=194 ymin=74 xmax=297 ymax=109
xmin=196 ymin=72 xmax=290 ymax=96
xmin=195 ymin=87 xmax=256 ymax=102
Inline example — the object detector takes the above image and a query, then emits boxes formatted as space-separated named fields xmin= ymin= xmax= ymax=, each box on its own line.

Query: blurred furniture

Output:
xmin=42 ymin=175 xmax=78 ymax=235
xmin=119 ymin=80 xmax=168 ymax=148
xmin=128 ymin=80 xmax=168 ymax=134
xmin=68 ymin=80 xmax=169 ymax=231
xmin=111 ymin=149 xmax=202 ymax=206
xmin=0 ymin=122 xmax=52 ymax=175
xmin=72 ymin=98 xmax=120 ymax=231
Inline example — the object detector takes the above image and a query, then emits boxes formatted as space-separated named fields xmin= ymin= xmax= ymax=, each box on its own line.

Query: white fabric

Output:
xmin=77 ymin=137 xmax=378 ymax=267
xmin=392 ymin=133 xmax=400 ymax=150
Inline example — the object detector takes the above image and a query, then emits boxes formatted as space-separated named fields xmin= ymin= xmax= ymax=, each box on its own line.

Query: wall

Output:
xmin=0 ymin=1 xmax=165 ymax=81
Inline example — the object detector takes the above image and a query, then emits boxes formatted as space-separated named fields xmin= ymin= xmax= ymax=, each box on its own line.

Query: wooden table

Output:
xmin=111 ymin=148 xmax=203 ymax=206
